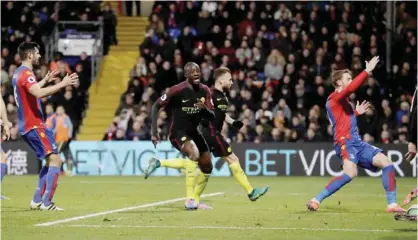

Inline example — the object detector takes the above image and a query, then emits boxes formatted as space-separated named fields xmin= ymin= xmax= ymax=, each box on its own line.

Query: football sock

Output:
xmin=160 ymin=158 xmax=189 ymax=169
xmin=33 ymin=166 xmax=49 ymax=203
xmin=185 ymin=160 xmax=198 ymax=200
xmin=229 ymin=162 xmax=253 ymax=194
xmin=42 ymin=166 xmax=60 ymax=206
xmin=381 ymin=165 xmax=397 ymax=205
xmin=193 ymin=170 xmax=210 ymax=204
xmin=315 ymin=173 xmax=352 ymax=203
xmin=1 ymin=163 xmax=6 ymax=182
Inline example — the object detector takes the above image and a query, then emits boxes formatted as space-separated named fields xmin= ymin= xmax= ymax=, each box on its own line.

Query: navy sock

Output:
xmin=315 ymin=173 xmax=352 ymax=203
xmin=381 ymin=165 xmax=397 ymax=205
xmin=32 ymin=166 xmax=49 ymax=203
xmin=1 ymin=163 xmax=6 ymax=182
xmin=42 ymin=167 xmax=60 ymax=206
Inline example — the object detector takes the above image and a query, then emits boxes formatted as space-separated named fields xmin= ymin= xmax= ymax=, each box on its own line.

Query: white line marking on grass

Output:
xmin=78 ymin=181 xmax=183 ymax=185
xmin=35 ymin=192 xmax=224 ymax=227
xmin=64 ymin=225 xmax=396 ymax=233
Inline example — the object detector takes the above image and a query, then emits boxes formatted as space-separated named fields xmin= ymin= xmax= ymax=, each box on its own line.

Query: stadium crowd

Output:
xmin=1 ymin=1 xmax=118 ymax=140
xmin=106 ymin=1 xmax=417 ymax=144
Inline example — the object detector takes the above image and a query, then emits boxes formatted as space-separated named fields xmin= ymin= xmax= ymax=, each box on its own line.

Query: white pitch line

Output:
xmin=35 ymin=192 xmax=224 ymax=227
xmin=64 ymin=224 xmax=397 ymax=233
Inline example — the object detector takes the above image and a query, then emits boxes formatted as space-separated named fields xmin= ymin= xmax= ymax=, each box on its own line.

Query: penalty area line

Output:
xmin=35 ymin=192 xmax=224 ymax=227
xmin=64 ymin=224 xmax=396 ymax=233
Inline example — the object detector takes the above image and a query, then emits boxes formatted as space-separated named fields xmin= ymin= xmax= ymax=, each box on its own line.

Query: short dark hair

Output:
xmin=331 ymin=69 xmax=352 ymax=88
xmin=183 ymin=62 xmax=199 ymax=77
xmin=18 ymin=42 xmax=40 ymax=60
xmin=214 ymin=67 xmax=231 ymax=80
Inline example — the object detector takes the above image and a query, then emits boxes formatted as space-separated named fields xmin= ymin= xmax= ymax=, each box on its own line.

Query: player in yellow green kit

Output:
xmin=145 ymin=67 xmax=268 ymax=209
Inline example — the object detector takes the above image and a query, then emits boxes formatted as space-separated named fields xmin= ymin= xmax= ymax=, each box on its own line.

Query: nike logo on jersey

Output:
xmin=182 ymin=100 xmax=190 ymax=103
xmin=217 ymin=98 xmax=223 ymax=101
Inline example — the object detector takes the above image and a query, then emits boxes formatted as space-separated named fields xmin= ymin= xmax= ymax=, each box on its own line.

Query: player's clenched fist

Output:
xmin=62 ymin=73 xmax=79 ymax=86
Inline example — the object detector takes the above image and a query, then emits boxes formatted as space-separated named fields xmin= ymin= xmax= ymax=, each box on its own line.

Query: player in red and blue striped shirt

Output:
xmin=12 ymin=42 xmax=78 ymax=211
xmin=307 ymin=56 xmax=406 ymax=213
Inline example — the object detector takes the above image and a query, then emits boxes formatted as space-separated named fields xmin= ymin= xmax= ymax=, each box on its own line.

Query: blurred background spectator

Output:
xmin=1 ymin=1 xmax=415 ymax=145
xmin=108 ymin=1 xmax=416 ymax=143
xmin=1 ymin=1 xmax=117 ymax=139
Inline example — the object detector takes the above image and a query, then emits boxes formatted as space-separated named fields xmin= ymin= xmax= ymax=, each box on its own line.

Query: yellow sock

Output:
xmin=229 ymin=162 xmax=253 ymax=194
xmin=160 ymin=158 xmax=188 ymax=169
xmin=185 ymin=160 xmax=198 ymax=199
xmin=193 ymin=170 xmax=210 ymax=204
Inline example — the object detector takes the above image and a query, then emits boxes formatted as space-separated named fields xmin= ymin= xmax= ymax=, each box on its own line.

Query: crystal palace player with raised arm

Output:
xmin=150 ymin=62 xmax=215 ymax=210
xmin=307 ymin=56 xmax=406 ymax=213
xmin=145 ymin=67 xmax=268 ymax=207
xmin=12 ymin=42 xmax=78 ymax=211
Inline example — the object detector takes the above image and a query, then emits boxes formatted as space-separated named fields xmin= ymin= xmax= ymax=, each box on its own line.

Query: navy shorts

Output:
xmin=22 ymin=128 xmax=58 ymax=159
xmin=334 ymin=138 xmax=383 ymax=172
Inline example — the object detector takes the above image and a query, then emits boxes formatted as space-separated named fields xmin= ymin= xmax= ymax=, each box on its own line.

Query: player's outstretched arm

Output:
xmin=29 ymin=73 xmax=78 ymax=98
xmin=335 ymin=56 xmax=380 ymax=101
xmin=225 ymin=114 xmax=235 ymax=124
xmin=197 ymin=86 xmax=215 ymax=121
xmin=150 ymin=87 xmax=178 ymax=144
xmin=150 ymin=100 xmax=162 ymax=140
xmin=225 ymin=114 xmax=243 ymax=130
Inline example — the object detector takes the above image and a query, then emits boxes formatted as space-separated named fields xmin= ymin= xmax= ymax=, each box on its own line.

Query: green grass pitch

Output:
xmin=1 ymin=176 xmax=417 ymax=240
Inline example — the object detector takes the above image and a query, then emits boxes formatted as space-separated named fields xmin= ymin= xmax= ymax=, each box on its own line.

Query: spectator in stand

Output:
xmin=1 ymin=2 xmax=96 ymax=140
xmin=125 ymin=1 xmax=140 ymax=17
xmin=108 ymin=2 xmax=417 ymax=144
xmin=49 ymin=52 xmax=72 ymax=74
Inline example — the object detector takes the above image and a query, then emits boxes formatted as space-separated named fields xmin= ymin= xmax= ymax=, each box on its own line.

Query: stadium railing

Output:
xmin=45 ymin=21 xmax=104 ymax=84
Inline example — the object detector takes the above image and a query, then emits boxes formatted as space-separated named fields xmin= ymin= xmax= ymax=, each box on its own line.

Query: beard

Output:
xmin=222 ymin=85 xmax=231 ymax=92
xmin=32 ymin=58 xmax=40 ymax=66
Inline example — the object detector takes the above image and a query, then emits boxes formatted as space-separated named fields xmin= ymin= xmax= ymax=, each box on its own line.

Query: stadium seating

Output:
xmin=1 ymin=1 xmax=116 ymax=139
xmin=106 ymin=1 xmax=416 ymax=144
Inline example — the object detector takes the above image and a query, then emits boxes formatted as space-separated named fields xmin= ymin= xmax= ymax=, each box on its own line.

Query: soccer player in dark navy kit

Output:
xmin=146 ymin=67 xmax=268 ymax=207
xmin=150 ymin=62 xmax=215 ymax=210
xmin=307 ymin=56 xmax=405 ymax=213
xmin=200 ymin=67 xmax=268 ymax=202
xmin=12 ymin=42 xmax=78 ymax=211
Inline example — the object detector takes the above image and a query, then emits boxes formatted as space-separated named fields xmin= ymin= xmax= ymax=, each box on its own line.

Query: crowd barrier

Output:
xmin=2 ymin=141 xmax=416 ymax=177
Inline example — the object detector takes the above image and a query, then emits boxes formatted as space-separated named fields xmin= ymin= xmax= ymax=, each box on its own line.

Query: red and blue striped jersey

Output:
xmin=12 ymin=66 xmax=46 ymax=135
xmin=326 ymin=71 xmax=368 ymax=143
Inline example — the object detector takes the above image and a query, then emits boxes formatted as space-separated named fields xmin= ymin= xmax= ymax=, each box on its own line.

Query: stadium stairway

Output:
xmin=77 ymin=16 xmax=148 ymax=140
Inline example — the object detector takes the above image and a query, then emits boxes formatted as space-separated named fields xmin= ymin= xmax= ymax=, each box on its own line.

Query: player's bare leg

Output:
xmin=193 ymin=151 xmax=213 ymax=209
xmin=372 ymin=153 xmax=405 ymax=213
xmin=181 ymin=141 xmax=200 ymax=210
xmin=307 ymin=161 xmax=356 ymax=211
xmin=39 ymin=153 xmax=64 ymax=211
xmin=223 ymin=153 xmax=269 ymax=201
xmin=1 ymin=151 xmax=9 ymax=200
